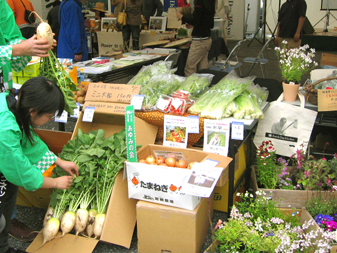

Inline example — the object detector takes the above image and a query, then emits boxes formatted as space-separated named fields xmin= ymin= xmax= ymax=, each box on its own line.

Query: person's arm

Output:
xmin=294 ymin=16 xmax=305 ymax=42
xmin=181 ymin=0 xmax=203 ymax=26
xmin=41 ymin=176 xmax=73 ymax=189
xmin=275 ymin=22 xmax=280 ymax=46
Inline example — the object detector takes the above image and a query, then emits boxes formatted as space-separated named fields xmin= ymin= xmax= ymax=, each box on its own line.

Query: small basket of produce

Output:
xmin=304 ymin=74 xmax=337 ymax=105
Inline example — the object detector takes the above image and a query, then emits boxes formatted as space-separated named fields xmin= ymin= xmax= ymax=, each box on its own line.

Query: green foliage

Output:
xmin=177 ymin=74 xmax=211 ymax=98
xmin=39 ymin=50 xmax=78 ymax=115
xmin=305 ymin=191 xmax=337 ymax=218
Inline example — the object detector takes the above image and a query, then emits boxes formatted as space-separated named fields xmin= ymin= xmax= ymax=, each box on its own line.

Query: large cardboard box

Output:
xmin=137 ymin=197 xmax=214 ymax=253
xmin=16 ymin=129 xmax=72 ymax=209
xmin=27 ymin=83 xmax=158 ymax=252
xmin=125 ymin=144 xmax=232 ymax=210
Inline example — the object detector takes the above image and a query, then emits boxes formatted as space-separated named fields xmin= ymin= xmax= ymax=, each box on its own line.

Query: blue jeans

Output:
xmin=122 ymin=24 xmax=140 ymax=51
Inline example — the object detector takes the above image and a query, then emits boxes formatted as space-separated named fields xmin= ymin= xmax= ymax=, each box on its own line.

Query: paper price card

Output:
xmin=163 ymin=115 xmax=189 ymax=149
xmin=70 ymin=103 xmax=81 ymax=118
xmin=179 ymin=162 xmax=223 ymax=198
xmin=131 ymin=94 xmax=145 ymax=110
xmin=203 ymin=119 xmax=230 ymax=156
xmin=54 ymin=111 xmax=68 ymax=123
xmin=231 ymin=121 xmax=244 ymax=140
xmin=187 ymin=115 xmax=199 ymax=134
xmin=82 ymin=107 xmax=95 ymax=122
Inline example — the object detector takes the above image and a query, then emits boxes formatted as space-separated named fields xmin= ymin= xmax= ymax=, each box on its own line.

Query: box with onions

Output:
xmin=124 ymin=144 xmax=232 ymax=210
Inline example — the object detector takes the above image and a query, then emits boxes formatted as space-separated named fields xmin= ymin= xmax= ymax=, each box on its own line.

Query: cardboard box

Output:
xmin=16 ymin=130 xmax=72 ymax=209
xmin=331 ymin=244 xmax=337 ymax=253
xmin=27 ymin=83 xmax=158 ymax=252
xmin=125 ymin=144 xmax=232 ymax=210
xmin=320 ymin=53 xmax=337 ymax=67
xmin=214 ymin=144 xmax=247 ymax=212
xmin=137 ymin=197 xmax=213 ymax=253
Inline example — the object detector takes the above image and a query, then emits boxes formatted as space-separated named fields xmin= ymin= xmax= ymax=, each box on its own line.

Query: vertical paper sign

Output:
xmin=203 ymin=119 xmax=230 ymax=156
xmin=231 ymin=121 xmax=244 ymax=140
xmin=125 ymin=105 xmax=138 ymax=162
xmin=163 ymin=115 xmax=189 ymax=149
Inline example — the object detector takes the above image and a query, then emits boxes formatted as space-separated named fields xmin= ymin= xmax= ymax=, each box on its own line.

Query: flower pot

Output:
xmin=282 ymin=82 xmax=300 ymax=102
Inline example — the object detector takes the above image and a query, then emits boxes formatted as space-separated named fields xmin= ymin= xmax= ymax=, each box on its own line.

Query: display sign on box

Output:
xmin=203 ymin=119 xmax=230 ymax=156
xmin=318 ymin=89 xmax=337 ymax=111
xmin=163 ymin=115 xmax=189 ymax=149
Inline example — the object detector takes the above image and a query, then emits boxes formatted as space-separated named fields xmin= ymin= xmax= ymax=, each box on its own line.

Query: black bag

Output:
xmin=20 ymin=0 xmax=35 ymax=24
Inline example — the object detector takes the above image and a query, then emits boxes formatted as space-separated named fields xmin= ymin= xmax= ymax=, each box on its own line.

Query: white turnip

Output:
xmin=75 ymin=209 xmax=89 ymax=236
xmin=60 ymin=211 xmax=76 ymax=236
xmin=41 ymin=218 xmax=60 ymax=247
xmin=30 ymin=11 xmax=53 ymax=48
xmin=93 ymin=213 xmax=106 ymax=239
xmin=86 ymin=209 xmax=98 ymax=238
xmin=43 ymin=206 xmax=54 ymax=227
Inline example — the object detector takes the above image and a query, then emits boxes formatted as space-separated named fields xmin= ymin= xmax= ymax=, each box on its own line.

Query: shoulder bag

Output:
xmin=19 ymin=0 xmax=35 ymax=24
xmin=117 ymin=0 xmax=127 ymax=26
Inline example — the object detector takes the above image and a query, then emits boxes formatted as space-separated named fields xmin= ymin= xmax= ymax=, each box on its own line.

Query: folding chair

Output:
xmin=243 ymin=37 xmax=274 ymax=78
xmin=208 ymin=39 xmax=246 ymax=76
xmin=164 ymin=51 xmax=181 ymax=68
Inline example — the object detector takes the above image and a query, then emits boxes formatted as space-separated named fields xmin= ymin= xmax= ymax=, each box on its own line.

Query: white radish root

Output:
xmin=93 ymin=213 xmax=106 ymax=239
xmin=60 ymin=211 xmax=76 ymax=236
xmin=30 ymin=11 xmax=53 ymax=48
xmin=40 ymin=218 xmax=60 ymax=249
xmin=75 ymin=209 xmax=89 ymax=236
xmin=43 ymin=206 xmax=54 ymax=227
xmin=86 ymin=209 xmax=98 ymax=238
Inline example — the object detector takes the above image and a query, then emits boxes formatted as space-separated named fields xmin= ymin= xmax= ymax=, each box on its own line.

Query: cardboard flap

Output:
xmin=85 ymin=83 xmax=140 ymax=103
xmin=35 ymin=129 xmax=72 ymax=155
xmin=100 ymin=171 xmax=138 ymax=248
xmin=26 ymin=232 xmax=98 ymax=253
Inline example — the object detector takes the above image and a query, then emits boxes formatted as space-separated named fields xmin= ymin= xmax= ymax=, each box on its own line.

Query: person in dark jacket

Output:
xmin=120 ymin=0 xmax=143 ymax=51
xmin=47 ymin=0 xmax=61 ymax=55
xmin=57 ymin=0 xmax=88 ymax=62
xmin=142 ymin=0 xmax=163 ymax=25
xmin=176 ymin=0 xmax=215 ymax=76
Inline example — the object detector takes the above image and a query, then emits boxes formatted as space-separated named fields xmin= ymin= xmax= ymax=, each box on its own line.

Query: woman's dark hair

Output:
xmin=16 ymin=76 xmax=65 ymax=144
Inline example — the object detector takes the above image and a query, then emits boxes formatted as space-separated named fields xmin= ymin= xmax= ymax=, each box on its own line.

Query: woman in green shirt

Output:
xmin=0 ymin=76 xmax=78 ymax=253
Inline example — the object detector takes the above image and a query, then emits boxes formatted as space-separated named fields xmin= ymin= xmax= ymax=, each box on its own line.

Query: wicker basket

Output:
xmin=304 ymin=76 xmax=337 ymax=105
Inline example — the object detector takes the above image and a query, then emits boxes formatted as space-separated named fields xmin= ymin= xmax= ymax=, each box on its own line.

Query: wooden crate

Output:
xmin=251 ymin=166 xmax=337 ymax=208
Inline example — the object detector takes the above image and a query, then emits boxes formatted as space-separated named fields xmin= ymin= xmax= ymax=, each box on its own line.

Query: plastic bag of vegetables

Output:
xmin=246 ymin=82 xmax=269 ymax=105
xmin=127 ymin=61 xmax=172 ymax=87
xmin=232 ymin=91 xmax=264 ymax=120
xmin=140 ymin=73 xmax=184 ymax=111
xmin=177 ymin=73 xmax=214 ymax=99
xmin=190 ymin=71 xmax=253 ymax=119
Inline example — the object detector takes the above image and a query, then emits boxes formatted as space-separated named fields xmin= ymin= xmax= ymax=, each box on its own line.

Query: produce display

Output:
xmin=177 ymin=73 xmax=213 ymax=99
xmin=40 ymin=129 xmax=128 ymax=247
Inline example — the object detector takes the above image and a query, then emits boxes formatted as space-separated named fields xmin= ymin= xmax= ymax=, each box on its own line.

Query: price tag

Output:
xmin=231 ymin=121 xmax=244 ymax=140
xmin=82 ymin=107 xmax=95 ymax=122
xmin=187 ymin=115 xmax=199 ymax=134
xmin=70 ymin=103 xmax=81 ymax=118
xmin=171 ymin=98 xmax=183 ymax=109
xmin=131 ymin=94 xmax=145 ymax=110
xmin=54 ymin=111 xmax=68 ymax=123
xmin=156 ymin=98 xmax=170 ymax=111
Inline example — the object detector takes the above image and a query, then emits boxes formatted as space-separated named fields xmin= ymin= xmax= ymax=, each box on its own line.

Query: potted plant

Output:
xmin=252 ymin=140 xmax=337 ymax=208
xmin=275 ymin=43 xmax=318 ymax=102
xmin=208 ymin=191 xmax=334 ymax=253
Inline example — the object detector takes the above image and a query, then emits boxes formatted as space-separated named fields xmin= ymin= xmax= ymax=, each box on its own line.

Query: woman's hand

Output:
xmin=55 ymin=176 xmax=73 ymax=189
xmin=12 ymin=35 xmax=51 ymax=57
xmin=55 ymin=158 xmax=79 ymax=177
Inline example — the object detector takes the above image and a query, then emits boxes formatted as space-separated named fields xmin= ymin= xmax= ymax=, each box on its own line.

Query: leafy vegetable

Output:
xmin=178 ymin=73 xmax=213 ymax=98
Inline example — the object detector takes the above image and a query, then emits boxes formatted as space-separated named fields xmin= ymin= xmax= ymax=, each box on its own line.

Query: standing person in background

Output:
xmin=176 ymin=0 xmax=215 ymax=77
xmin=7 ymin=0 xmax=36 ymax=39
xmin=112 ymin=0 xmax=122 ymax=18
xmin=57 ymin=0 xmax=88 ymax=62
xmin=276 ymin=0 xmax=307 ymax=49
xmin=215 ymin=0 xmax=230 ymax=44
xmin=177 ymin=0 xmax=190 ymax=8
xmin=120 ymin=0 xmax=143 ymax=51
xmin=47 ymin=0 xmax=61 ymax=55
xmin=142 ymin=0 xmax=163 ymax=26
xmin=90 ymin=2 xmax=107 ymax=20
